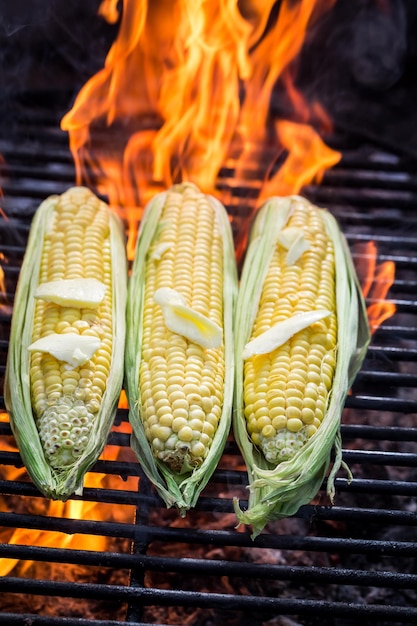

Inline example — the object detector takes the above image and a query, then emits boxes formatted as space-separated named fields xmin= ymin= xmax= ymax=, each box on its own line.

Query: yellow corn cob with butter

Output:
xmin=125 ymin=182 xmax=237 ymax=513
xmin=5 ymin=187 xmax=127 ymax=500
xmin=233 ymin=196 xmax=370 ymax=537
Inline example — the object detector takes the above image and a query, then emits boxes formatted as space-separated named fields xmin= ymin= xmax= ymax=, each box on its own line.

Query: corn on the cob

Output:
xmin=125 ymin=182 xmax=237 ymax=513
xmin=5 ymin=187 xmax=127 ymax=500
xmin=233 ymin=196 xmax=370 ymax=537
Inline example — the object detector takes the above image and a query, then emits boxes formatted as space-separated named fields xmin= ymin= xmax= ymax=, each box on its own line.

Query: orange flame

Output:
xmin=61 ymin=0 xmax=341 ymax=258
xmin=0 ymin=233 xmax=13 ymax=317
xmin=0 ymin=253 xmax=8 ymax=297
xmin=260 ymin=119 xmax=341 ymax=199
xmin=98 ymin=0 xmax=121 ymax=24
xmin=355 ymin=241 xmax=396 ymax=333
xmin=0 ymin=406 xmax=137 ymax=577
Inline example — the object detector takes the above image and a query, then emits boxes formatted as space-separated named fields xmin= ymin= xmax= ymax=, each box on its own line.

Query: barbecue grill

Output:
xmin=1 ymin=2 xmax=417 ymax=625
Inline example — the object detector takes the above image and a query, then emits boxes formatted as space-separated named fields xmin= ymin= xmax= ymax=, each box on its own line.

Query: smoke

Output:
xmin=0 ymin=0 xmax=117 ymax=104
xmin=285 ymin=0 xmax=417 ymax=158
xmin=346 ymin=0 xmax=407 ymax=91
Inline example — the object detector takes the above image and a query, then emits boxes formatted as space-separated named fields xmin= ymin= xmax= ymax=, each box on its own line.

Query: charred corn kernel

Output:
xmin=233 ymin=195 xmax=370 ymax=537
xmin=125 ymin=182 xmax=237 ymax=513
xmin=5 ymin=187 xmax=127 ymax=500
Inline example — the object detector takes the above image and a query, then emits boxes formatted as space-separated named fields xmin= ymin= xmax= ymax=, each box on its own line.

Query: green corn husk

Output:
xmin=125 ymin=182 xmax=237 ymax=514
xmin=233 ymin=195 xmax=370 ymax=538
xmin=4 ymin=187 xmax=127 ymax=500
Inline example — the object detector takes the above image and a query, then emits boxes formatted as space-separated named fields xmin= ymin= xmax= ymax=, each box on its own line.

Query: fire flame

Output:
xmin=355 ymin=241 xmax=396 ymax=333
xmin=61 ymin=0 xmax=341 ymax=258
xmin=0 ymin=253 xmax=11 ymax=315
xmin=0 ymin=0 xmax=397 ymax=581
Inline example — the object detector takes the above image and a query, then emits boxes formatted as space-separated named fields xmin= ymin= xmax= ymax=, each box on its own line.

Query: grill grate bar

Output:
xmin=366 ymin=345 xmax=417 ymax=361
xmin=1 ymin=97 xmax=417 ymax=624
xmin=0 ymin=537 xmax=417 ymax=572
xmin=2 ymin=577 xmax=417 ymax=623
xmin=0 ymin=474 xmax=416 ymax=503
xmin=1 ymin=545 xmax=417 ymax=590
xmin=3 ymin=524 xmax=417 ymax=557
xmin=0 ymin=414 xmax=417 ymax=438
xmin=345 ymin=394 xmax=417 ymax=413
xmin=0 ymin=616 xmax=152 ymax=626
xmin=0 ymin=479 xmax=142 ymax=504
xmin=306 ymin=185 xmax=417 ymax=210
xmin=1 ymin=502 xmax=417 ymax=538
xmin=323 ymin=168 xmax=417 ymax=190
xmin=356 ymin=370 xmax=417 ymax=386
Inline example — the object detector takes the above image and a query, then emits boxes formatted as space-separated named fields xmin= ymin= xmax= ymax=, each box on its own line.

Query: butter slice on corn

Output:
xmin=233 ymin=196 xmax=370 ymax=537
xmin=125 ymin=182 xmax=237 ymax=513
xmin=5 ymin=187 xmax=127 ymax=500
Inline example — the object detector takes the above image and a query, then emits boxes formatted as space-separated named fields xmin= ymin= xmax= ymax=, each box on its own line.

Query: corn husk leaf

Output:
xmin=125 ymin=183 xmax=237 ymax=514
xmin=233 ymin=195 xmax=370 ymax=538
xmin=4 ymin=189 xmax=127 ymax=500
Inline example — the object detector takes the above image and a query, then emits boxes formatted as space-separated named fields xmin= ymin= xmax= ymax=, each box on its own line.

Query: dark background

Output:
xmin=0 ymin=0 xmax=416 ymax=156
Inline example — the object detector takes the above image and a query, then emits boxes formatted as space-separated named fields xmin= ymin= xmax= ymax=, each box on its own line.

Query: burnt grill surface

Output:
xmin=0 ymin=93 xmax=417 ymax=626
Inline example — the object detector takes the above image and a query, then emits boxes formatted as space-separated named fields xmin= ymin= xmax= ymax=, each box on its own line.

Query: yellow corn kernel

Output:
xmin=233 ymin=194 xmax=370 ymax=535
xmin=242 ymin=200 xmax=337 ymax=465
xmin=138 ymin=184 xmax=225 ymax=474
xmin=5 ymin=186 xmax=127 ymax=500
xmin=26 ymin=189 xmax=115 ymax=468
xmin=126 ymin=182 xmax=237 ymax=512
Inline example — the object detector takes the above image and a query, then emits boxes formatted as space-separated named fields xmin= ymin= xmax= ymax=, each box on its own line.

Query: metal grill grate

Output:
xmin=0 ymin=94 xmax=417 ymax=626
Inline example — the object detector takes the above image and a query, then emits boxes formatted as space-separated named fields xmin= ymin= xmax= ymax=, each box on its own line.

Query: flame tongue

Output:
xmin=61 ymin=0 xmax=340 ymax=235
xmin=57 ymin=0 xmax=394 ymax=338
xmin=355 ymin=241 xmax=396 ymax=334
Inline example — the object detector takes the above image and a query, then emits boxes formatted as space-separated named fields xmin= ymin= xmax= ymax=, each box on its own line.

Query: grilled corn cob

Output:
xmin=233 ymin=196 xmax=370 ymax=536
xmin=125 ymin=182 xmax=237 ymax=513
xmin=5 ymin=187 xmax=127 ymax=500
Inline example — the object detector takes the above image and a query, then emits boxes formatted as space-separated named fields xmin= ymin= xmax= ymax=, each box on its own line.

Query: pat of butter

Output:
xmin=154 ymin=287 xmax=222 ymax=349
xmin=28 ymin=333 xmax=101 ymax=368
xmin=150 ymin=242 xmax=171 ymax=260
xmin=243 ymin=310 xmax=331 ymax=359
xmin=35 ymin=278 xmax=106 ymax=308
xmin=277 ymin=227 xmax=310 ymax=265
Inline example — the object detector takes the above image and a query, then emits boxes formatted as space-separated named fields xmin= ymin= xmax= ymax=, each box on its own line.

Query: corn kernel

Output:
xmin=272 ymin=415 xmax=287 ymax=430
xmin=287 ymin=418 xmax=304 ymax=433
xmin=240 ymin=197 xmax=338 ymax=468
xmin=178 ymin=426 xmax=194 ymax=442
